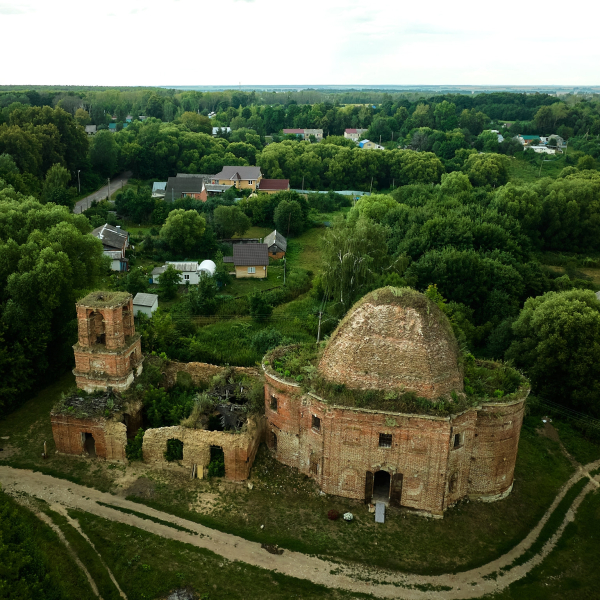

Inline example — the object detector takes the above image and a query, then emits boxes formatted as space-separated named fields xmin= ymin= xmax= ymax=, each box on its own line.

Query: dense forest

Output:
xmin=1 ymin=87 xmax=600 ymax=420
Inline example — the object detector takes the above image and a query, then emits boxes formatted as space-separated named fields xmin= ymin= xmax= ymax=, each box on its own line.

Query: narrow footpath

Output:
xmin=1 ymin=460 xmax=599 ymax=599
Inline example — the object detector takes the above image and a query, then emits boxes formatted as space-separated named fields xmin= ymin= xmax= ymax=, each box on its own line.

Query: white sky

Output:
xmin=0 ymin=0 xmax=598 ymax=86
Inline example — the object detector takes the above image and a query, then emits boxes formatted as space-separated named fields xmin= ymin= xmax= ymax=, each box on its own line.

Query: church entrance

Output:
xmin=372 ymin=470 xmax=391 ymax=503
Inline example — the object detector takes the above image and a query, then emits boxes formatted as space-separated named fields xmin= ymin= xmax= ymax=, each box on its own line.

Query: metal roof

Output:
xmin=232 ymin=243 xmax=269 ymax=266
xmin=258 ymin=179 xmax=289 ymax=191
xmin=164 ymin=175 xmax=205 ymax=202
xmin=213 ymin=166 xmax=262 ymax=181
xmin=104 ymin=251 xmax=123 ymax=259
xmin=151 ymin=266 xmax=166 ymax=275
xmin=166 ymin=262 xmax=199 ymax=272
xmin=133 ymin=293 xmax=158 ymax=307
xmin=152 ymin=182 xmax=167 ymax=193
xmin=91 ymin=224 xmax=128 ymax=250
xmin=263 ymin=230 xmax=287 ymax=252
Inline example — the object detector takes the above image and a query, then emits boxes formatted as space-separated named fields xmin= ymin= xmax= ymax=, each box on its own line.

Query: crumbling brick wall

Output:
xmin=264 ymin=369 xmax=527 ymax=517
xmin=162 ymin=362 xmax=260 ymax=390
xmin=142 ymin=416 xmax=265 ymax=480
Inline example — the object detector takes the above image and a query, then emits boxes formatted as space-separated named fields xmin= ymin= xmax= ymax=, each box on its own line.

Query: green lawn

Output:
xmin=508 ymin=152 xmax=578 ymax=183
xmin=491 ymin=486 xmax=600 ymax=600
xmin=72 ymin=510 xmax=368 ymax=600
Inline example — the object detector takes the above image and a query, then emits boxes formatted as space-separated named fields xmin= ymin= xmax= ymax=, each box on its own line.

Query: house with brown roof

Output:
xmin=344 ymin=128 xmax=368 ymax=142
xmin=223 ymin=244 xmax=269 ymax=278
xmin=258 ymin=179 xmax=290 ymax=194
xmin=212 ymin=166 xmax=262 ymax=191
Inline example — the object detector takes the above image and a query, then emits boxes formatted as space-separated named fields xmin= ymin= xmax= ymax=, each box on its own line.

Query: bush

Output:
xmin=125 ymin=428 xmax=145 ymax=461
xmin=249 ymin=293 xmax=273 ymax=321
xmin=251 ymin=328 xmax=292 ymax=354
xmin=207 ymin=446 xmax=225 ymax=477
xmin=164 ymin=438 xmax=184 ymax=461
xmin=327 ymin=509 xmax=340 ymax=521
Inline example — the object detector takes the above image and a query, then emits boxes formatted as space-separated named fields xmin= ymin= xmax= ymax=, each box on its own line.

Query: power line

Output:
xmin=537 ymin=399 xmax=600 ymax=430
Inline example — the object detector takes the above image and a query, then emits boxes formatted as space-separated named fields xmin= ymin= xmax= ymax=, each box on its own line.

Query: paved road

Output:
xmin=73 ymin=171 xmax=132 ymax=214
xmin=1 ymin=460 xmax=598 ymax=599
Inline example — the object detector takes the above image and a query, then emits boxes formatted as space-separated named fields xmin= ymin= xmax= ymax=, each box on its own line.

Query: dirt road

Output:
xmin=73 ymin=171 xmax=132 ymax=214
xmin=1 ymin=462 xmax=598 ymax=599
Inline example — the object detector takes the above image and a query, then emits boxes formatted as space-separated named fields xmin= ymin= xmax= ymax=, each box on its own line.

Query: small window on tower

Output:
xmin=270 ymin=395 xmax=278 ymax=411
xmin=454 ymin=433 xmax=462 ymax=448
xmin=379 ymin=433 xmax=392 ymax=448
xmin=312 ymin=415 xmax=321 ymax=432
xmin=271 ymin=431 xmax=278 ymax=451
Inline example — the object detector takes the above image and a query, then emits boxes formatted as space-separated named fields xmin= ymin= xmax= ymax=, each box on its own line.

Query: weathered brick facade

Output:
xmin=263 ymin=287 xmax=528 ymax=517
xmin=72 ymin=291 xmax=144 ymax=392
xmin=264 ymin=370 xmax=526 ymax=516
xmin=141 ymin=416 xmax=265 ymax=480
xmin=51 ymin=414 xmax=128 ymax=460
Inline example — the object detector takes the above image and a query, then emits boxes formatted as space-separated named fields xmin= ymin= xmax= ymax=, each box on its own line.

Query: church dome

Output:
xmin=318 ymin=287 xmax=463 ymax=400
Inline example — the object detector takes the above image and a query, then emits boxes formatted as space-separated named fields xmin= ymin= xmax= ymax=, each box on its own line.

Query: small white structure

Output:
xmin=152 ymin=182 xmax=167 ymax=198
xmin=199 ymin=260 xmax=216 ymax=276
xmin=212 ymin=126 xmax=231 ymax=136
xmin=529 ymin=145 xmax=557 ymax=154
xmin=133 ymin=293 xmax=158 ymax=317
xmin=152 ymin=261 xmax=214 ymax=284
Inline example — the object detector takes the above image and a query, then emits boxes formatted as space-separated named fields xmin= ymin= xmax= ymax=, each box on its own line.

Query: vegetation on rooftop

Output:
xmin=264 ymin=344 xmax=528 ymax=415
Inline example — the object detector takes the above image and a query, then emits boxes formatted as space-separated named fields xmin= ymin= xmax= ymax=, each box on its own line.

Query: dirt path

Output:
xmin=1 ymin=462 xmax=599 ymax=600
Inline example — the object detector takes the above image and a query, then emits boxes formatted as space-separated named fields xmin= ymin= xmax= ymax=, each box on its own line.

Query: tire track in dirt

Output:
xmin=1 ymin=462 xmax=599 ymax=600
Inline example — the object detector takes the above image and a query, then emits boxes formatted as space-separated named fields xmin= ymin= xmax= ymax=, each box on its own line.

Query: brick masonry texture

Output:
xmin=51 ymin=414 xmax=127 ymax=461
xmin=264 ymin=370 xmax=526 ymax=516
xmin=72 ymin=292 xmax=143 ymax=393
xmin=142 ymin=416 xmax=265 ymax=480
xmin=318 ymin=288 xmax=464 ymax=400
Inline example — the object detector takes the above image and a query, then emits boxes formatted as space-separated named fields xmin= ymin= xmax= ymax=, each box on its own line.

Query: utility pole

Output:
xmin=77 ymin=170 xmax=81 ymax=194
xmin=370 ymin=177 xmax=373 ymax=194
xmin=107 ymin=178 xmax=110 ymax=200
xmin=316 ymin=311 xmax=323 ymax=344
xmin=283 ymin=256 xmax=286 ymax=285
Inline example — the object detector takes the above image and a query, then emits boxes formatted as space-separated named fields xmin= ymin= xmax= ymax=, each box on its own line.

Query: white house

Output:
xmin=151 ymin=261 xmax=211 ymax=284
xmin=344 ymin=128 xmax=368 ymax=142
xmin=133 ymin=293 xmax=158 ymax=317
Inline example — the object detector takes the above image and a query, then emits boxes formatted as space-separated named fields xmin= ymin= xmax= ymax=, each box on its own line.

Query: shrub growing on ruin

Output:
xmin=126 ymin=429 xmax=145 ymax=461
xmin=164 ymin=438 xmax=184 ymax=462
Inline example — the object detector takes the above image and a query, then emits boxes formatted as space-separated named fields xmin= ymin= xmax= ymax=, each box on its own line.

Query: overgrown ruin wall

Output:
xmin=264 ymin=369 xmax=526 ymax=516
xmin=142 ymin=416 xmax=265 ymax=480
xmin=162 ymin=361 xmax=260 ymax=389
xmin=51 ymin=414 xmax=127 ymax=461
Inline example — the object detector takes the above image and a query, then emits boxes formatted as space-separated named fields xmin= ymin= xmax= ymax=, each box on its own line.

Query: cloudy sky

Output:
xmin=0 ymin=0 xmax=597 ymax=86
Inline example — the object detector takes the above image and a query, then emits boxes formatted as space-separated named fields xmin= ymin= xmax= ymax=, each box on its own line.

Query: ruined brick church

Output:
xmin=264 ymin=287 xmax=529 ymax=517
xmin=52 ymin=287 xmax=528 ymax=518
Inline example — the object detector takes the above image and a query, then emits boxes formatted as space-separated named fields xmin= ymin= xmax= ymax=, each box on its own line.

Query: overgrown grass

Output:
xmin=552 ymin=420 xmax=600 ymax=464
xmin=45 ymin=509 xmax=123 ymax=600
xmin=126 ymin=419 xmax=575 ymax=575
xmin=0 ymin=491 xmax=95 ymax=600
xmin=73 ymin=510 xmax=369 ymax=600
xmin=96 ymin=501 xmax=197 ymax=534
xmin=492 ymin=488 xmax=600 ymax=600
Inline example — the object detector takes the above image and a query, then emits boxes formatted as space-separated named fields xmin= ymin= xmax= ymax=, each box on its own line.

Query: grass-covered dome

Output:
xmin=318 ymin=287 xmax=464 ymax=400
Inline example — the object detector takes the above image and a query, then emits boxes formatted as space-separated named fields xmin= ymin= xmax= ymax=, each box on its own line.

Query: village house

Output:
xmin=359 ymin=139 xmax=385 ymax=150
xmin=212 ymin=166 xmax=263 ymax=191
xmin=223 ymin=244 xmax=269 ymax=278
xmin=133 ymin=293 xmax=158 ymax=318
xmin=344 ymin=128 xmax=368 ymax=142
xmin=151 ymin=261 xmax=215 ymax=285
xmin=91 ymin=223 xmax=129 ymax=272
xmin=164 ymin=174 xmax=212 ymax=202
xmin=263 ymin=229 xmax=287 ymax=259
xmin=258 ymin=179 xmax=290 ymax=194
xmin=282 ymin=128 xmax=323 ymax=141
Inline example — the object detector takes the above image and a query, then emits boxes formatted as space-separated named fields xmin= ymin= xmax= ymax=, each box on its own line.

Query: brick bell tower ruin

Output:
xmin=73 ymin=291 xmax=144 ymax=392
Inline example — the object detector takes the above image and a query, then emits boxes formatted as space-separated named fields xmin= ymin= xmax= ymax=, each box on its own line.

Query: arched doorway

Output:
xmin=372 ymin=470 xmax=391 ymax=503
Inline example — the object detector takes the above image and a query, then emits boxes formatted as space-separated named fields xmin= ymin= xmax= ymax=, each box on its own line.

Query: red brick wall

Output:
xmin=51 ymin=415 xmax=108 ymax=458
xmin=264 ymin=370 xmax=526 ymax=516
